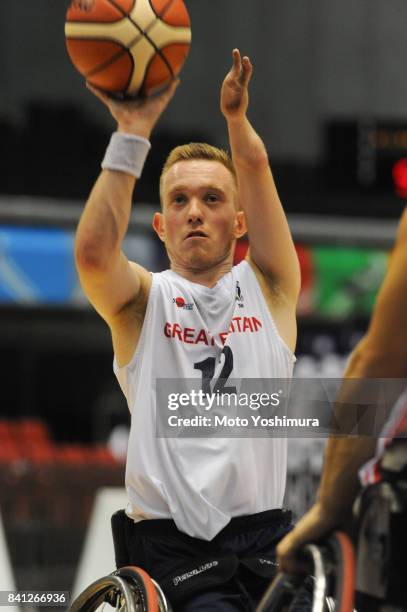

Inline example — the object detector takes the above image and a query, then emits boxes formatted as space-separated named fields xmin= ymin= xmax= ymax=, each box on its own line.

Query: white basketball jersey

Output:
xmin=114 ymin=260 xmax=295 ymax=540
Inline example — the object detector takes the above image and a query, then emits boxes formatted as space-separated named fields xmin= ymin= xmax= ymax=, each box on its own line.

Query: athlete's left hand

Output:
xmin=277 ymin=501 xmax=339 ymax=574
xmin=221 ymin=49 xmax=253 ymax=122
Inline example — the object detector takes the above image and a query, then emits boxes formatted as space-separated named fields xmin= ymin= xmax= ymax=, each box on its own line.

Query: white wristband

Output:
xmin=101 ymin=132 xmax=151 ymax=178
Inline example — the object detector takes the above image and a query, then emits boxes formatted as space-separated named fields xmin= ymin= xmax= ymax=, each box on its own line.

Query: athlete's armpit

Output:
xmin=109 ymin=263 xmax=152 ymax=368
xmin=245 ymin=253 xmax=297 ymax=353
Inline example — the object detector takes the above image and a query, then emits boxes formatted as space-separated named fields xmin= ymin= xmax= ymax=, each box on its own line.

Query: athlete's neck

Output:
xmin=170 ymin=260 xmax=233 ymax=288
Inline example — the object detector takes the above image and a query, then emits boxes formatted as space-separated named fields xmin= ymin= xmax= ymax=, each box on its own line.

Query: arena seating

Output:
xmin=0 ymin=418 xmax=123 ymax=593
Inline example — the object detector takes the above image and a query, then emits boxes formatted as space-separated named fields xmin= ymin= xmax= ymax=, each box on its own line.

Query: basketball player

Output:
xmin=277 ymin=208 xmax=407 ymax=578
xmin=76 ymin=50 xmax=301 ymax=610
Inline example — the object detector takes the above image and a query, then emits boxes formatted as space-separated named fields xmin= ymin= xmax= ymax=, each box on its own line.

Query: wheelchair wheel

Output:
xmin=327 ymin=532 xmax=355 ymax=612
xmin=115 ymin=567 xmax=172 ymax=612
xmin=69 ymin=565 xmax=172 ymax=612
xmin=256 ymin=531 xmax=356 ymax=612
xmin=255 ymin=572 xmax=303 ymax=612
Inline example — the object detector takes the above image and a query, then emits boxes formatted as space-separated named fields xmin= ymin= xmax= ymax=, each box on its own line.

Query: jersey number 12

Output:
xmin=194 ymin=346 xmax=237 ymax=395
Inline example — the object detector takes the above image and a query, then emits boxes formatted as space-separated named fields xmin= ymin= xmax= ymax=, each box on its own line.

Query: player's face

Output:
xmin=155 ymin=160 xmax=245 ymax=271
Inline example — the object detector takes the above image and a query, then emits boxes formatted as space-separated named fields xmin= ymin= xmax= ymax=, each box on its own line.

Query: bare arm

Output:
xmin=75 ymin=82 xmax=178 ymax=364
xmin=277 ymin=207 xmax=407 ymax=572
xmin=221 ymin=50 xmax=301 ymax=306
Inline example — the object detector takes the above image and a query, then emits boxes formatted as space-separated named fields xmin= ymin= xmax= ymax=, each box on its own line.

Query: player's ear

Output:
xmin=152 ymin=212 xmax=165 ymax=242
xmin=235 ymin=210 xmax=247 ymax=239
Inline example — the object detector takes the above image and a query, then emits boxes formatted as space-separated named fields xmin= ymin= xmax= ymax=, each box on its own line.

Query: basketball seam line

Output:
xmin=85 ymin=41 xmax=133 ymax=81
xmin=82 ymin=38 xmax=127 ymax=78
xmin=147 ymin=0 xmax=174 ymax=24
xmin=76 ymin=10 xmax=154 ymax=88
xmin=67 ymin=2 xmax=137 ymax=84
xmin=140 ymin=0 xmax=175 ymax=48
xmin=107 ymin=0 xmax=176 ymax=81
xmin=127 ymin=1 xmax=176 ymax=80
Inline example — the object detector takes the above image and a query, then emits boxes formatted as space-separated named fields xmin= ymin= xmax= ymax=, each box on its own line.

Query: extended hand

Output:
xmin=221 ymin=49 xmax=253 ymax=122
xmin=87 ymin=80 xmax=180 ymax=139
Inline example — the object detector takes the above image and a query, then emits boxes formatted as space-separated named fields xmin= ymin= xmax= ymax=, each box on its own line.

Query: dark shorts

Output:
xmin=112 ymin=508 xmax=300 ymax=611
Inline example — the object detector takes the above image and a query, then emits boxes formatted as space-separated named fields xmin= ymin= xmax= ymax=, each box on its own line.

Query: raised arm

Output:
xmin=75 ymin=82 xmax=178 ymax=365
xmin=221 ymin=50 xmax=301 ymax=307
xmin=277 ymin=207 xmax=407 ymax=572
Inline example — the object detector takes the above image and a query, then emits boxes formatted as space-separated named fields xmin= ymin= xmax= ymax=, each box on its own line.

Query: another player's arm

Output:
xmin=277 ymin=207 xmax=407 ymax=572
xmin=317 ymin=205 xmax=407 ymax=512
xmin=221 ymin=50 xmax=301 ymax=308
xmin=75 ymin=82 xmax=178 ymax=365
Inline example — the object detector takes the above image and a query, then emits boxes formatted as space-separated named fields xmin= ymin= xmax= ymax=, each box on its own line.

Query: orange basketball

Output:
xmin=65 ymin=0 xmax=191 ymax=99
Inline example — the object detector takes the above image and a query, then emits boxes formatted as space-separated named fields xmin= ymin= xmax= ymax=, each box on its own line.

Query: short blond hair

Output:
xmin=159 ymin=143 xmax=237 ymax=206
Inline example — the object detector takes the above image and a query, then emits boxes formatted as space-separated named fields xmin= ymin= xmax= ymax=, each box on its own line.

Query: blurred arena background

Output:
xmin=1 ymin=0 xmax=407 ymax=608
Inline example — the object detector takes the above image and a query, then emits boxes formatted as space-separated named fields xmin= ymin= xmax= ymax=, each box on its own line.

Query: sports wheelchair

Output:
xmin=69 ymin=565 xmax=172 ymax=612
xmin=70 ymin=437 xmax=406 ymax=612
xmin=256 ymin=531 xmax=355 ymax=612
xmin=69 ymin=530 xmax=355 ymax=612
xmin=257 ymin=435 xmax=407 ymax=612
